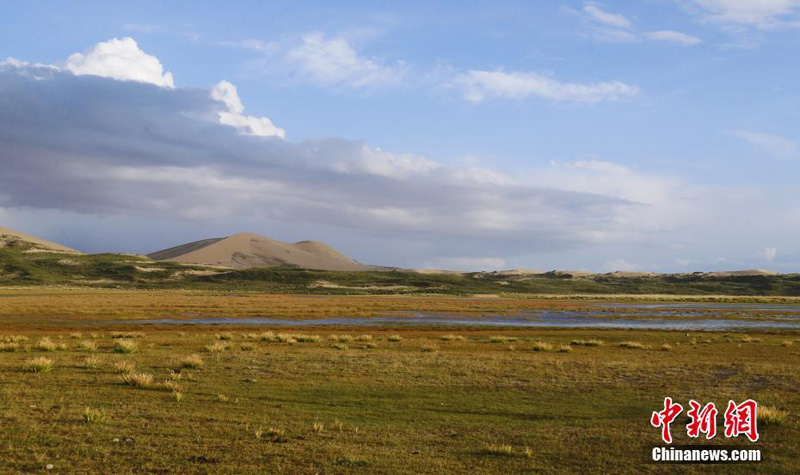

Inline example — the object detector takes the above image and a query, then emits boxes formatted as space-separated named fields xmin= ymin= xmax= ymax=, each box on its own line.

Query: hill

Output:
xmin=0 ymin=226 xmax=80 ymax=253
xmin=147 ymin=232 xmax=374 ymax=271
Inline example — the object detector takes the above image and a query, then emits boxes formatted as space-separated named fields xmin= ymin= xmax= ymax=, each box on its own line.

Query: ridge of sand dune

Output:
xmin=147 ymin=232 xmax=373 ymax=271
xmin=707 ymin=269 xmax=777 ymax=277
xmin=0 ymin=226 xmax=80 ymax=253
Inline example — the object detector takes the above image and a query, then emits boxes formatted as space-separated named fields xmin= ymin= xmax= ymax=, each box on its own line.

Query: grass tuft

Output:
xmin=531 ymin=341 xmax=553 ymax=352
xmin=83 ymin=355 xmax=102 ymax=369
xmin=24 ymin=357 xmax=54 ymax=373
xmin=36 ymin=337 xmax=58 ymax=352
xmin=619 ymin=341 xmax=646 ymax=350
xmin=77 ymin=340 xmax=98 ymax=352
xmin=181 ymin=354 xmax=204 ymax=369
xmin=570 ymin=339 xmax=604 ymax=347
xmin=112 ymin=340 xmax=138 ymax=354
xmin=113 ymin=361 xmax=135 ymax=374
xmin=121 ymin=371 xmax=154 ymax=388
xmin=82 ymin=407 xmax=106 ymax=424
xmin=759 ymin=406 xmax=789 ymax=425
xmin=485 ymin=444 xmax=514 ymax=456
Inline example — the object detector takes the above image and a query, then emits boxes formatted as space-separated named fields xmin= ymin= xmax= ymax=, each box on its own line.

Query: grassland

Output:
xmin=4 ymin=242 xmax=800 ymax=296
xmin=0 ymin=289 xmax=799 ymax=473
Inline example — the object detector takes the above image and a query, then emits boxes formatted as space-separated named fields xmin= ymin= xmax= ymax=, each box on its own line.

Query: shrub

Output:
xmin=387 ymin=335 xmax=402 ymax=342
xmin=661 ymin=344 xmax=673 ymax=351
xmin=24 ymin=357 xmax=54 ymax=373
xmin=557 ymin=345 xmax=573 ymax=353
xmin=216 ymin=333 xmax=234 ymax=341
xmin=333 ymin=343 xmax=348 ymax=350
xmin=312 ymin=422 xmax=324 ymax=433
xmin=355 ymin=335 xmax=373 ymax=342
xmin=217 ymin=394 xmax=230 ymax=402
xmin=421 ymin=344 xmax=439 ymax=353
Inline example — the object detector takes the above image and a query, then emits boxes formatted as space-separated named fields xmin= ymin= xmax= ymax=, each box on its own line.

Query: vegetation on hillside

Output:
xmin=3 ymin=242 xmax=800 ymax=295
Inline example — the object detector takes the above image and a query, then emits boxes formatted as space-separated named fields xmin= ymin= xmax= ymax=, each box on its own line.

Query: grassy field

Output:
xmin=4 ymin=242 xmax=800 ymax=296
xmin=0 ymin=290 xmax=798 ymax=473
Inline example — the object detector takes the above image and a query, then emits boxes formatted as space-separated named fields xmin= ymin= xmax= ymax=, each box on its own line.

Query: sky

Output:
xmin=1 ymin=0 xmax=799 ymax=272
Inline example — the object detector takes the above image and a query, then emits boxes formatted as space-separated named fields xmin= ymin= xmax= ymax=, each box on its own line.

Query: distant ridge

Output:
xmin=0 ymin=226 xmax=80 ymax=253
xmin=147 ymin=232 xmax=374 ymax=271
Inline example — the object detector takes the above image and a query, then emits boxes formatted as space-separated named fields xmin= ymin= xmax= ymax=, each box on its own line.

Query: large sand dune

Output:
xmin=147 ymin=232 xmax=374 ymax=271
xmin=0 ymin=226 xmax=80 ymax=253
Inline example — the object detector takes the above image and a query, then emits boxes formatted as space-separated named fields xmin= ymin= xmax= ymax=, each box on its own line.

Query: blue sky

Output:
xmin=1 ymin=1 xmax=800 ymax=272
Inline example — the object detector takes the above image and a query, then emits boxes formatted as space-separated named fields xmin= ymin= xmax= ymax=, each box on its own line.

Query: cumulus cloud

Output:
xmin=642 ymin=30 xmax=703 ymax=45
xmin=687 ymin=0 xmax=800 ymax=28
xmin=63 ymin=37 xmax=175 ymax=88
xmin=8 ymin=38 xmax=284 ymax=139
xmin=210 ymin=81 xmax=285 ymax=138
xmin=0 ymin=60 xmax=645 ymax=250
xmin=2 ymin=39 xmax=798 ymax=271
xmin=457 ymin=70 xmax=639 ymax=103
xmin=762 ymin=247 xmax=777 ymax=262
xmin=733 ymin=129 xmax=798 ymax=158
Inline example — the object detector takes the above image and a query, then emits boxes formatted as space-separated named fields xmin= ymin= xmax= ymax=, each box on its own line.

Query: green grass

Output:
xmin=1 ymin=320 xmax=799 ymax=473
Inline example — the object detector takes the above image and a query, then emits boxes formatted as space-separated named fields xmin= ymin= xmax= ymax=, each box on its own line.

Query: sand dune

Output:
xmin=147 ymin=232 xmax=374 ymax=271
xmin=0 ymin=226 xmax=80 ymax=253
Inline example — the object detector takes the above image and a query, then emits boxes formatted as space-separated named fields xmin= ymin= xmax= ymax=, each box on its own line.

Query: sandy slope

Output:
xmin=147 ymin=232 xmax=374 ymax=271
xmin=0 ymin=226 xmax=80 ymax=253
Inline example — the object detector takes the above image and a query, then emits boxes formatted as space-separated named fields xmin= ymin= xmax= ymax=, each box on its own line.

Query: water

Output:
xmin=126 ymin=310 xmax=800 ymax=331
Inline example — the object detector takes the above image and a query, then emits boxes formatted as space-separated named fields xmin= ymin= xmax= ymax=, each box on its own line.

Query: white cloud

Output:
xmin=583 ymin=3 xmax=633 ymax=29
xmin=457 ymin=70 xmax=639 ymax=103
xmin=643 ymin=30 xmax=703 ymax=45
xmin=210 ymin=81 xmax=285 ymax=138
xmin=688 ymin=0 xmax=800 ymax=28
xmin=277 ymin=32 xmax=406 ymax=90
xmin=63 ymin=37 xmax=175 ymax=88
xmin=574 ymin=4 xmax=702 ymax=45
xmin=733 ymin=129 xmax=797 ymax=158
xmin=762 ymin=247 xmax=777 ymax=262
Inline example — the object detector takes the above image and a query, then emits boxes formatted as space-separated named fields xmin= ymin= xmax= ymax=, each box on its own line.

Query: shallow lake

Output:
xmin=127 ymin=307 xmax=800 ymax=331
